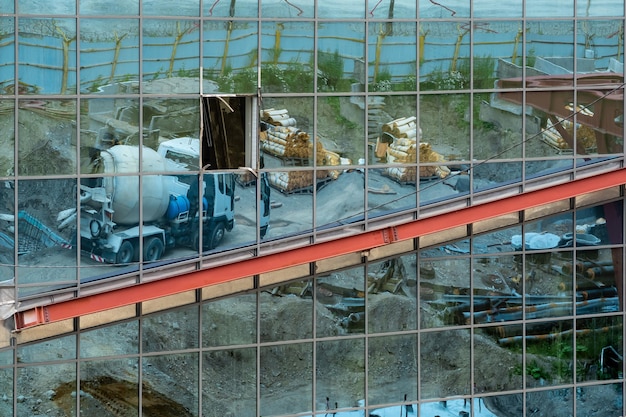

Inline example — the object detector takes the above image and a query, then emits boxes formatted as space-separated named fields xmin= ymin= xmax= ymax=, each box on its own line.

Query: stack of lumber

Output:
xmin=261 ymin=108 xmax=344 ymax=192
xmin=381 ymin=116 xmax=450 ymax=182
xmin=267 ymin=171 xmax=321 ymax=194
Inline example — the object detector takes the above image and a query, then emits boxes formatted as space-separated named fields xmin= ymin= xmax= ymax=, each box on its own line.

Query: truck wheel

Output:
xmin=191 ymin=229 xmax=200 ymax=251
xmin=116 ymin=240 xmax=134 ymax=264
xmin=207 ymin=223 xmax=225 ymax=250
xmin=143 ymin=237 xmax=164 ymax=262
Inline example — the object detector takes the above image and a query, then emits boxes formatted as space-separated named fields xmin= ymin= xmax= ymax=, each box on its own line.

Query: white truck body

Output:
xmin=75 ymin=139 xmax=247 ymax=264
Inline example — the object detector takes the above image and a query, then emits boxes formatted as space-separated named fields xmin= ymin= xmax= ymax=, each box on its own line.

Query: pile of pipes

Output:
xmin=260 ymin=108 xmax=317 ymax=160
xmin=379 ymin=116 xmax=450 ymax=183
xmin=261 ymin=108 xmax=344 ymax=193
xmin=267 ymin=171 xmax=320 ymax=194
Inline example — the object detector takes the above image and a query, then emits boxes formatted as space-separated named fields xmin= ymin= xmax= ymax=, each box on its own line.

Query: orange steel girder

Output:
xmin=13 ymin=168 xmax=626 ymax=331
xmin=497 ymin=73 xmax=624 ymax=153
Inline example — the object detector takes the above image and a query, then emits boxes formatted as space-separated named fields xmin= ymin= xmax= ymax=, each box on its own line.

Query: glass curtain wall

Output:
xmin=0 ymin=0 xmax=625 ymax=396
xmin=0 ymin=195 xmax=623 ymax=416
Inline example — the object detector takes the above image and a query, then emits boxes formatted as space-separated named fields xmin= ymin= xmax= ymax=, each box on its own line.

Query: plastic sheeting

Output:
xmin=0 ymin=278 xmax=16 ymax=320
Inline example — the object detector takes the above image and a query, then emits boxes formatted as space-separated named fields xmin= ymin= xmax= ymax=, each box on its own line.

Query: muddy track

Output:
xmin=54 ymin=376 xmax=193 ymax=417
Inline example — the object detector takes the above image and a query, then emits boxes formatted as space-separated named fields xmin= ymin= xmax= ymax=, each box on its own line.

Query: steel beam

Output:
xmin=13 ymin=168 xmax=626 ymax=330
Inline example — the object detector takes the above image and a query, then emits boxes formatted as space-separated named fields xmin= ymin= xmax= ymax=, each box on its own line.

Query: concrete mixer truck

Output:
xmin=70 ymin=138 xmax=265 ymax=264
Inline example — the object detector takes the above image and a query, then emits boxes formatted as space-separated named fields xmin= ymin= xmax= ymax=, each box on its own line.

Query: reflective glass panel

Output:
xmin=80 ymin=359 xmax=139 ymax=416
xmin=77 ymin=173 xmax=140 ymax=269
xmin=371 ymin=95 xmax=417 ymax=166
xmin=318 ymin=0 xmax=364 ymax=18
xmin=582 ymin=200 xmax=623 ymax=245
xmin=203 ymin=348 xmax=256 ymax=416
xmin=317 ymin=266 xmax=365 ymax=337
xmin=317 ymin=22 xmax=365 ymax=93
xmin=260 ymin=97 xmax=315 ymax=166
xmin=576 ymin=316 xmax=623 ymax=382
xmin=418 ymin=257 xmax=471 ymax=328
xmin=526 ymin=388 xmax=573 ymax=415
xmin=17 ymin=334 xmax=76 ymax=362
xmin=522 ymin=213 xmax=575 ymax=319
xmin=0 ymin=100 xmax=14 ymax=177
xmin=368 ymin=167 xmax=417 ymax=218
xmin=481 ymin=393 xmax=523 ymax=416
xmin=575 ymin=248 xmax=622 ymax=315
xmin=17 ymin=178 xmax=78 ymax=298
xmin=527 ymin=20 xmax=575 ymax=79
xmin=80 ymin=0 xmax=138 ymax=15
xmin=142 ymin=0 xmax=200 ymax=16
xmin=526 ymin=0 xmax=573 ymax=17
xmin=0 ymin=366 xmax=11 ymax=416
xmin=316 ymin=338 xmax=365 ymax=412
xmin=203 ymin=20 xmax=258 ymax=94
xmin=80 ymin=321 xmax=139 ymax=358
xmin=260 ymin=343 xmax=312 ymax=415
xmin=18 ymin=18 xmax=77 ymax=95
xmin=145 ymin=98 xmax=200 ymax=149
xmin=317 ymin=95 xmax=365 ymax=164
xmin=578 ymin=2 xmax=625 ymax=17
xmin=473 ymin=1 xmax=522 ymax=18
xmin=576 ymin=20 xmax=624 ymax=75
xmin=317 ymin=169 xmax=365 ymax=229
xmin=79 ymin=98 xmax=139 ymax=166
xmin=260 ymin=279 xmax=313 ymax=342
xmin=261 ymin=21 xmax=314 ymax=94
xmin=17 ymin=364 xmax=76 ymax=415
xmin=368 ymin=22 xmax=417 ymax=93
xmin=0 ymin=0 xmax=13 ymax=12
xmin=142 ymin=20 xmax=200 ymax=92
xmin=420 ymin=21 xmax=470 ymax=92
xmin=419 ymin=94 xmax=470 ymax=162
xmin=420 ymin=329 xmax=470 ymax=399
xmin=264 ymin=168 xmax=313 ymax=238
xmin=525 ymin=319 xmax=574 ymax=387
xmin=370 ymin=0 xmax=415 ymax=18
xmin=577 ymin=383 xmax=623 ymax=416
xmin=142 ymin=353 xmax=199 ymax=416
xmin=471 ymin=255 xmax=521 ymax=325
xmin=142 ymin=306 xmax=199 ymax=352
xmin=17 ymin=99 xmax=77 ymax=176
xmin=80 ymin=19 xmax=139 ymax=94
xmin=261 ymin=0 xmax=313 ymax=18
xmin=419 ymin=399 xmax=467 ymax=416
xmin=474 ymin=326 xmax=523 ymax=392
xmin=0 ymin=18 xmax=14 ymax=94
xmin=576 ymin=86 xmax=624 ymax=155
xmin=203 ymin=0 xmax=258 ymax=17
xmin=202 ymin=293 xmax=256 ymax=347
xmin=368 ymin=334 xmax=418 ymax=407
xmin=19 ymin=0 xmax=74 ymax=14
xmin=419 ymin=0 xmax=469 ymax=18
xmin=232 ymin=169 xmax=267 ymax=247
xmin=367 ymin=255 xmax=417 ymax=333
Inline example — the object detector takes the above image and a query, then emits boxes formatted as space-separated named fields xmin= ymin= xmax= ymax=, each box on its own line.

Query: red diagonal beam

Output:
xmin=14 ymin=168 xmax=626 ymax=330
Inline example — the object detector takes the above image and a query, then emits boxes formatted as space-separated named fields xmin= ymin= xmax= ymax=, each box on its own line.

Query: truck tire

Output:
xmin=191 ymin=229 xmax=200 ymax=252
xmin=207 ymin=223 xmax=225 ymax=250
xmin=143 ymin=236 xmax=164 ymax=262
xmin=116 ymin=240 xmax=134 ymax=264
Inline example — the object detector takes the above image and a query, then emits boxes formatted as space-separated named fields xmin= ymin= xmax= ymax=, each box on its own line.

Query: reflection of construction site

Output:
xmin=268 ymin=199 xmax=623 ymax=378
xmin=497 ymin=72 xmax=624 ymax=155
